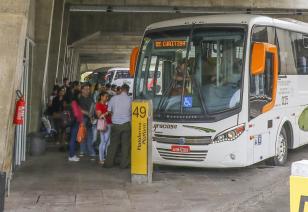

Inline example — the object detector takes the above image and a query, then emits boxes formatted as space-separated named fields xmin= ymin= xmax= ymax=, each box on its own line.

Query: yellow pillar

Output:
xmin=131 ymin=100 xmax=153 ymax=184
xmin=290 ymin=160 xmax=308 ymax=212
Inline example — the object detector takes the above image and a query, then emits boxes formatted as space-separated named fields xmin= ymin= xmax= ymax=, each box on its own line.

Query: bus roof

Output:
xmin=146 ymin=14 xmax=308 ymax=34
xmin=106 ymin=67 xmax=129 ymax=73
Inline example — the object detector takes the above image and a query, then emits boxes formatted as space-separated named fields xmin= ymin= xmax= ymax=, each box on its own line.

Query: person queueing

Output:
xmin=92 ymin=83 xmax=102 ymax=103
xmin=79 ymin=83 xmax=96 ymax=159
xmin=68 ymin=92 xmax=81 ymax=162
xmin=50 ymin=86 xmax=67 ymax=146
xmin=116 ymin=86 xmax=121 ymax=95
xmin=64 ymin=80 xmax=78 ymax=104
xmin=95 ymin=92 xmax=112 ymax=165
xmin=62 ymin=77 xmax=70 ymax=91
xmin=104 ymin=84 xmax=132 ymax=168
xmin=106 ymin=83 xmax=116 ymax=97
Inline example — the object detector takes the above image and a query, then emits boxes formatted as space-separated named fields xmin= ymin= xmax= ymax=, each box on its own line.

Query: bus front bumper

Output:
xmin=152 ymin=138 xmax=250 ymax=168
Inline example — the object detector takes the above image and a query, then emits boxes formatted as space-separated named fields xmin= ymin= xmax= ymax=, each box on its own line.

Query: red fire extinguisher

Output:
xmin=13 ymin=90 xmax=25 ymax=125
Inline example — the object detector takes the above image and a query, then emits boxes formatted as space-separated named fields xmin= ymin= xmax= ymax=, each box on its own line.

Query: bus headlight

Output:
xmin=213 ymin=124 xmax=245 ymax=144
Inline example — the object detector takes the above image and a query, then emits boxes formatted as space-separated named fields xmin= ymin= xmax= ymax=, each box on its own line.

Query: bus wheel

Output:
xmin=266 ymin=127 xmax=288 ymax=166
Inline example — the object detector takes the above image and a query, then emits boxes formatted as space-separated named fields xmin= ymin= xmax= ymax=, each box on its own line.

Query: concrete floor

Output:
xmin=5 ymin=144 xmax=308 ymax=212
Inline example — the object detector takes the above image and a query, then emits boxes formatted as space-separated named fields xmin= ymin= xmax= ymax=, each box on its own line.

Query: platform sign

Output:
xmin=131 ymin=100 xmax=152 ymax=177
xmin=290 ymin=176 xmax=308 ymax=212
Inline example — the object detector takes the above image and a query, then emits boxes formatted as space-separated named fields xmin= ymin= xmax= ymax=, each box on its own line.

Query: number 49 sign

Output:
xmin=131 ymin=101 xmax=152 ymax=175
xmin=133 ymin=105 xmax=147 ymax=118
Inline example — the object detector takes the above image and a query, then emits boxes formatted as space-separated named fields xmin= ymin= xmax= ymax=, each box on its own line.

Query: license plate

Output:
xmin=171 ymin=145 xmax=190 ymax=153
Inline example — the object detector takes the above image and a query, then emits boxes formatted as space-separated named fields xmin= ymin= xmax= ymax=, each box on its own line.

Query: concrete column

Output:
xmin=46 ymin=0 xmax=65 ymax=92
xmin=57 ymin=3 xmax=70 ymax=83
xmin=28 ymin=0 xmax=54 ymax=133
xmin=0 ymin=0 xmax=30 ymax=172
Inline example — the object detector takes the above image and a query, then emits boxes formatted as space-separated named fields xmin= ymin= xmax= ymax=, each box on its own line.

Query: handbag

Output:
xmin=77 ymin=123 xmax=87 ymax=143
xmin=97 ymin=118 xmax=107 ymax=131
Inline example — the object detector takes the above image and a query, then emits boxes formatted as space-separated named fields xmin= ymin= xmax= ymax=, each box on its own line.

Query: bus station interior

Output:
xmin=2 ymin=0 xmax=308 ymax=211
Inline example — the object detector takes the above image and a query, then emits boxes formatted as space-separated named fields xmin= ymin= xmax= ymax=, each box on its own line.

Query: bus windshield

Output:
xmin=134 ymin=27 xmax=245 ymax=119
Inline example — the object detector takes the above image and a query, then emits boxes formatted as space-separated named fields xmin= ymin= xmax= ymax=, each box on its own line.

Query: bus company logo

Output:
xmin=178 ymin=137 xmax=186 ymax=145
xmin=153 ymin=123 xmax=178 ymax=131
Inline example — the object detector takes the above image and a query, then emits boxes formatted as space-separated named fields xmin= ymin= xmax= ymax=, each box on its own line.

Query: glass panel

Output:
xmin=252 ymin=26 xmax=276 ymax=44
xmin=134 ymin=27 xmax=245 ymax=116
xmin=114 ymin=70 xmax=132 ymax=80
xmin=276 ymin=29 xmax=297 ymax=75
xmin=252 ymin=26 xmax=268 ymax=43
xmin=291 ymin=32 xmax=308 ymax=75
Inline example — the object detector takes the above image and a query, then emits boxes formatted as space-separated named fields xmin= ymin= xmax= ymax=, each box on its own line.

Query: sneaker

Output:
xmin=79 ymin=153 xmax=85 ymax=157
xmin=98 ymin=160 xmax=105 ymax=165
xmin=68 ymin=156 xmax=80 ymax=162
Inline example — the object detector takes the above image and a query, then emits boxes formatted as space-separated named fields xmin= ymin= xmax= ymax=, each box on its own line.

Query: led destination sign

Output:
xmin=154 ymin=40 xmax=187 ymax=49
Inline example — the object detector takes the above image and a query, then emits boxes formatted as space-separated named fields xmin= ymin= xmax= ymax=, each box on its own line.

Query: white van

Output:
xmin=105 ymin=68 xmax=134 ymax=94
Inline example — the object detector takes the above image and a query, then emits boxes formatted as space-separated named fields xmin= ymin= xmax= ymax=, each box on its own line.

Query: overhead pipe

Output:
xmin=69 ymin=5 xmax=308 ymax=15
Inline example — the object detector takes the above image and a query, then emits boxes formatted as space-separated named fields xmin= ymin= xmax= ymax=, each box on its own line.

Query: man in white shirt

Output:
xmin=104 ymin=84 xmax=132 ymax=168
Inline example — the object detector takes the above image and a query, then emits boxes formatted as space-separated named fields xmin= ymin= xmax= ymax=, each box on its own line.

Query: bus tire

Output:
xmin=266 ymin=127 xmax=288 ymax=166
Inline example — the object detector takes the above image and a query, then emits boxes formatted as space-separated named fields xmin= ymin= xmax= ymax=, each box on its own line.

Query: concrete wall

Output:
xmin=0 ymin=0 xmax=30 ymax=173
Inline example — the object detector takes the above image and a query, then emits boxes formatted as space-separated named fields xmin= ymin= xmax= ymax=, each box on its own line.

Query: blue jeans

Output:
xmin=99 ymin=125 xmax=111 ymax=161
xmin=80 ymin=118 xmax=95 ymax=156
xmin=69 ymin=121 xmax=79 ymax=157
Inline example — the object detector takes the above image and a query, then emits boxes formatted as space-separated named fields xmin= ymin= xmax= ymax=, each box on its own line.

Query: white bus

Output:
xmin=130 ymin=14 xmax=308 ymax=168
xmin=105 ymin=68 xmax=134 ymax=94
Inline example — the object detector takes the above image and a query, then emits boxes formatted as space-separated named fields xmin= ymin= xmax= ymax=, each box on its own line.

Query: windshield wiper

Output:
xmin=155 ymin=79 xmax=175 ymax=112
xmin=180 ymin=24 xmax=194 ymax=113
xmin=192 ymin=76 xmax=207 ymax=115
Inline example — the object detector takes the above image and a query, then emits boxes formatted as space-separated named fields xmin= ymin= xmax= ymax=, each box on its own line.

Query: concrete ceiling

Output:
xmin=71 ymin=31 xmax=142 ymax=69
xmin=65 ymin=1 xmax=308 ymax=72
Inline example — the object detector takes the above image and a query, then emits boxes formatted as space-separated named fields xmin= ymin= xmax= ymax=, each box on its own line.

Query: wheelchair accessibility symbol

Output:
xmin=183 ymin=96 xmax=192 ymax=108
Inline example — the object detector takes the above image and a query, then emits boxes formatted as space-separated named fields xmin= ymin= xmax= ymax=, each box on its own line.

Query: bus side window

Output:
xmin=252 ymin=26 xmax=268 ymax=43
xmin=136 ymin=57 xmax=148 ymax=95
xmin=250 ymin=52 xmax=274 ymax=119
xmin=291 ymin=32 xmax=308 ymax=75
xmin=276 ymin=29 xmax=297 ymax=75
xmin=252 ymin=26 xmax=275 ymax=44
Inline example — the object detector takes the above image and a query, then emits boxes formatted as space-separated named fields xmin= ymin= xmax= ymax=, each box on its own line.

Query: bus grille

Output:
xmin=154 ymin=135 xmax=212 ymax=145
xmin=157 ymin=148 xmax=208 ymax=162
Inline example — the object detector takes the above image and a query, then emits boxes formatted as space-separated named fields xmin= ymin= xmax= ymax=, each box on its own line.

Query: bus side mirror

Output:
xmin=250 ymin=42 xmax=278 ymax=114
xmin=251 ymin=42 xmax=266 ymax=75
xmin=130 ymin=47 xmax=139 ymax=77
